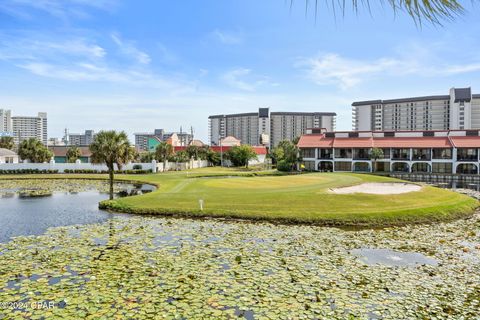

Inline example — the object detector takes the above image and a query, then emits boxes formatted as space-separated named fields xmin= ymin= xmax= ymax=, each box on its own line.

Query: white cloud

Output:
xmin=297 ymin=53 xmax=401 ymax=89
xmin=0 ymin=0 xmax=117 ymax=20
xmin=111 ymin=33 xmax=151 ymax=64
xmin=211 ymin=29 xmax=244 ymax=45
xmin=221 ymin=68 xmax=279 ymax=92
xmin=0 ymin=35 xmax=106 ymax=61
xmin=298 ymin=51 xmax=480 ymax=90
xmin=222 ymin=68 xmax=255 ymax=91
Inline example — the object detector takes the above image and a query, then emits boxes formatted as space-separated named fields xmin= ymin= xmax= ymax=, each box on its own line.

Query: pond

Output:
xmin=0 ymin=179 xmax=479 ymax=319
xmin=0 ymin=180 xmax=154 ymax=243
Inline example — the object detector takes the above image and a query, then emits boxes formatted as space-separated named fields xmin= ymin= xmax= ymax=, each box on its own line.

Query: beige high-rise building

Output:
xmin=209 ymin=108 xmax=336 ymax=148
xmin=352 ymin=87 xmax=480 ymax=131
xmin=12 ymin=112 xmax=48 ymax=145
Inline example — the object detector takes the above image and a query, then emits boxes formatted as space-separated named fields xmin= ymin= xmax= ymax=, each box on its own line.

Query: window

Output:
xmin=392 ymin=148 xmax=410 ymax=160
xmin=318 ymin=148 xmax=333 ymax=159
xmin=302 ymin=161 xmax=316 ymax=171
xmin=353 ymin=148 xmax=370 ymax=160
xmin=301 ymin=148 xmax=315 ymax=158
xmin=432 ymin=148 xmax=452 ymax=159
xmin=432 ymin=163 xmax=452 ymax=174
xmin=334 ymin=148 xmax=352 ymax=159
xmin=457 ymin=148 xmax=478 ymax=161
xmin=412 ymin=149 xmax=431 ymax=160
xmin=334 ymin=161 xmax=352 ymax=171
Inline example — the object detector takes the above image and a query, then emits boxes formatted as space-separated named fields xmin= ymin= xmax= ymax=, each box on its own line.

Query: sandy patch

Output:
xmin=330 ymin=183 xmax=421 ymax=195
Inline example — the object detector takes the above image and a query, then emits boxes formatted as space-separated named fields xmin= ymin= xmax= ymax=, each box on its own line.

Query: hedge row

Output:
xmin=63 ymin=169 xmax=153 ymax=174
xmin=0 ymin=169 xmax=59 ymax=174
xmin=0 ymin=169 xmax=152 ymax=175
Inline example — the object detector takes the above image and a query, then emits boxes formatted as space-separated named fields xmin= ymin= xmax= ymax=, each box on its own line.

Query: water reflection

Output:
xmin=0 ymin=183 xmax=151 ymax=243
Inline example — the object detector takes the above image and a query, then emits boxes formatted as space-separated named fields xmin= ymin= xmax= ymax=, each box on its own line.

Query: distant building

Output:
xmin=47 ymin=138 xmax=66 ymax=146
xmin=352 ymin=87 xmax=480 ymax=131
xmin=219 ymin=136 xmax=241 ymax=147
xmin=49 ymin=146 xmax=92 ymax=163
xmin=0 ymin=109 xmax=12 ymax=134
xmin=68 ymin=130 xmax=96 ymax=146
xmin=0 ymin=148 xmax=19 ymax=164
xmin=208 ymin=108 xmax=336 ymax=148
xmin=134 ymin=129 xmax=193 ymax=152
xmin=298 ymin=128 xmax=480 ymax=174
xmin=2 ymin=108 xmax=48 ymax=145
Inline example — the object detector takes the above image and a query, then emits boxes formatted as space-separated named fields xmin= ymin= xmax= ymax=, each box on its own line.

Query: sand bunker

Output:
xmin=330 ymin=182 xmax=422 ymax=195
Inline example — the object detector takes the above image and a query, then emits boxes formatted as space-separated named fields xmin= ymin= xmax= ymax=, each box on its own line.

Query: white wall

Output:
xmin=0 ymin=162 xmax=156 ymax=173
xmin=156 ymin=160 xmax=209 ymax=172
xmin=0 ymin=155 xmax=19 ymax=164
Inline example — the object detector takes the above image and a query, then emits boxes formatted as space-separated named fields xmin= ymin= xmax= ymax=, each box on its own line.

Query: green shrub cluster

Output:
xmin=62 ymin=169 xmax=152 ymax=174
xmin=0 ymin=169 xmax=59 ymax=174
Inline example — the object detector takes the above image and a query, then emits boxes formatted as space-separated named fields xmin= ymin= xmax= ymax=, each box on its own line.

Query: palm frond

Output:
xmin=301 ymin=0 xmax=466 ymax=25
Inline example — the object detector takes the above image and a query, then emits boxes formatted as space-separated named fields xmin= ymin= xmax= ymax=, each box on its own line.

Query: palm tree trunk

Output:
xmin=109 ymin=169 xmax=114 ymax=200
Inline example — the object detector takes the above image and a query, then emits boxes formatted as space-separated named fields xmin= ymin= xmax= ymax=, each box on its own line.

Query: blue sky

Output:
xmin=1 ymin=0 xmax=480 ymax=142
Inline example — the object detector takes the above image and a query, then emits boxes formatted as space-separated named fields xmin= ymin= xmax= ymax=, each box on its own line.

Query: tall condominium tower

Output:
xmin=208 ymin=108 xmax=336 ymax=147
xmin=352 ymin=87 xmax=480 ymax=131
xmin=0 ymin=109 xmax=12 ymax=134
xmin=12 ymin=112 xmax=48 ymax=145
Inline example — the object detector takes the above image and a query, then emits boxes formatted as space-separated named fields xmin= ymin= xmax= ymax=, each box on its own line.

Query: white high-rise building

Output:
xmin=352 ymin=87 xmax=480 ymax=131
xmin=0 ymin=109 xmax=12 ymax=134
xmin=209 ymin=108 xmax=336 ymax=147
xmin=12 ymin=112 xmax=48 ymax=145
xmin=68 ymin=130 xmax=96 ymax=146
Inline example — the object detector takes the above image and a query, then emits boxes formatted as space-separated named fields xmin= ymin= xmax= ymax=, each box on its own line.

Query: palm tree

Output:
xmin=370 ymin=148 xmax=384 ymax=172
xmin=66 ymin=146 xmax=82 ymax=163
xmin=155 ymin=142 xmax=174 ymax=172
xmin=295 ymin=0 xmax=465 ymax=25
xmin=0 ymin=136 xmax=15 ymax=151
xmin=18 ymin=138 xmax=53 ymax=163
xmin=90 ymin=131 xmax=133 ymax=200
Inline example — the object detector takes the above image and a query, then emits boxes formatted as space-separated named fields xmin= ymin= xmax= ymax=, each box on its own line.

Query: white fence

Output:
xmin=156 ymin=160 xmax=209 ymax=172
xmin=0 ymin=159 xmax=209 ymax=173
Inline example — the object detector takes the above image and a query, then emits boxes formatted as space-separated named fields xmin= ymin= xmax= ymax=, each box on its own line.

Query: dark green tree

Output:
xmin=226 ymin=145 xmax=257 ymax=168
xmin=18 ymin=138 xmax=53 ymax=163
xmin=155 ymin=142 xmax=174 ymax=171
xmin=272 ymin=140 xmax=301 ymax=172
xmin=0 ymin=136 xmax=15 ymax=151
xmin=66 ymin=146 xmax=81 ymax=163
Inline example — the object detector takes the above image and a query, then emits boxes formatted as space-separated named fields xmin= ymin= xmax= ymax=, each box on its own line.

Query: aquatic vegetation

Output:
xmin=0 ymin=179 xmax=126 ymax=197
xmin=0 ymin=214 xmax=479 ymax=319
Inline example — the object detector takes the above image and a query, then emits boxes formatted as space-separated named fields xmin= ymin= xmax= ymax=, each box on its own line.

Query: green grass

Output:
xmin=2 ymin=167 xmax=477 ymax=226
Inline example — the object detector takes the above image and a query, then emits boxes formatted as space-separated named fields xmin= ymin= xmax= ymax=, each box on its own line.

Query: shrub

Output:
xmin=276 ymin=160 xmax=292 ymax=172
xmin=132 ymin=164 xmax=143 ymax=170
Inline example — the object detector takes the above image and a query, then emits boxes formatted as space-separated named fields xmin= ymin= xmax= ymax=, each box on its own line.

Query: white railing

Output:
xmin=0 ymin=159 xmax=210 ymax=173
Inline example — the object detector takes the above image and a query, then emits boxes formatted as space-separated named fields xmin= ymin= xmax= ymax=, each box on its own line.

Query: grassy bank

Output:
xmin=97 ymin=168 xmax=478 ymax=226
xmin=2 ymin=167 xmax=477 ymax=226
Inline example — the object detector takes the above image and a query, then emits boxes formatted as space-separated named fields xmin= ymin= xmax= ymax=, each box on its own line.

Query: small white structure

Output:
xmin=0 ymin=148 xmax=19 ymax=164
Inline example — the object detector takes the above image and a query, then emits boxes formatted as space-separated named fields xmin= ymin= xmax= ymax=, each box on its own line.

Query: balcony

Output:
xmin=457 ymin=149 xmax=478 ymax=162
xmin=412 ymin=149 xmax=431 ymax=161
xmin=353 ymin=148 xmax=370 ymax=160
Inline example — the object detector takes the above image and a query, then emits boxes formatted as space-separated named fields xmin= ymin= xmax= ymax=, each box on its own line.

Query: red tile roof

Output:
xmin=373 ymin=137 xmax=451 ymax=148
xmin=173 ymin=145 xmax=267 ymax=155
xmin=449 ymin=136 xmax=480 ymax=148
xmin=333 ymin=137 xmax=373 ymax=148
xmin=297 ymin=135 xmax=333 ymax=148
xmin=298 ymin=135 xmax=454 ymax=149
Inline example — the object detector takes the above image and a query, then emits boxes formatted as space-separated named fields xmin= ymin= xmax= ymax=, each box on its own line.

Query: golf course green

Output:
xmin=95 ymin=168 xmax=478 ymax=226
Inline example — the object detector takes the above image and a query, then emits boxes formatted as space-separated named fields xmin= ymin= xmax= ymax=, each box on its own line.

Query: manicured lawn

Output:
xmin=101 ymin=167 xmax=478 ymax=226
xmin=2 ymin=167 xmax=477 ymax=226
